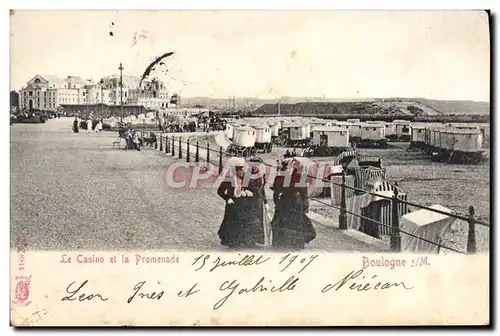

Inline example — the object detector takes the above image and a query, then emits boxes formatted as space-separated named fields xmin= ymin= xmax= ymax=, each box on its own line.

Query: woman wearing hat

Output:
xmin=217 ymin=157 xmax=265 ymax=248
xmin=270 ymin=159 xmax=316 ymax=250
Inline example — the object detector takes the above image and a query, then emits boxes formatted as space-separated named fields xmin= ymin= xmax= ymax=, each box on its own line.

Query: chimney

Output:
xmin=277 ymin=101 xmax=281 ymax=116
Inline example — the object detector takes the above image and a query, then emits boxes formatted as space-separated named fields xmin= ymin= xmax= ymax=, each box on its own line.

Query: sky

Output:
xmin=9 ymin=10 xmax=490 ymax=101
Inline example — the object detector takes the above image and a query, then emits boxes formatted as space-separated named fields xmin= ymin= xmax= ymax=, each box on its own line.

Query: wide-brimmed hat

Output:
xmin=227 ymin=157 xmax=246 ymax=167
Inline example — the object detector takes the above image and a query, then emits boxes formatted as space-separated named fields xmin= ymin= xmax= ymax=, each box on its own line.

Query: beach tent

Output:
xmin=400 ymin=204 xmax=455 ymax=253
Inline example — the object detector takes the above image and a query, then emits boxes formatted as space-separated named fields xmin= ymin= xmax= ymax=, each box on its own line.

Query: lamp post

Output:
xmin=99 ymin=78 xmax=104 ymax=117
xmin=119 ymin=62 xmax=124 ymax=122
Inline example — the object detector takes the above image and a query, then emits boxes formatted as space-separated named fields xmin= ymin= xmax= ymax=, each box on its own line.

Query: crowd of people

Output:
xmin=217 ymin=156 xmax=316 ymax=250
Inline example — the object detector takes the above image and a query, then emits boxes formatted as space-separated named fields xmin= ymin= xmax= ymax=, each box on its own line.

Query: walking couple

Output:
xmin=217 ymin=157 xmax=316 ymax=250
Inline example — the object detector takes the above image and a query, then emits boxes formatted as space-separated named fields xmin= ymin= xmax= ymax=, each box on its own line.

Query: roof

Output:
xmin=452 ymin=129 xmax=482 ymax=135
xmin=234 ymin=126 xmax=255 ymax=131
xmin=282 ymin=122 xmax=309 ymax=128
xmin=65 ymin=76 xmax=91 ymax=85
xmin=38 ymin=74 xmax=66 ymax=84
xmin=312 ymin=126 xmax=347 ymax=132
xmin=252 ymin=124 xmax=270 ymax=129
xmin=99 ymin=74 xmax=145 ymax=89
xmin=361 ymin=123 xmax=385 ymax=128
xmin=310 ymin=119 xmax=331 ymax=124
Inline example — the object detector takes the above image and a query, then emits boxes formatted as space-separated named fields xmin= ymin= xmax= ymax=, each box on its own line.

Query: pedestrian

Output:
xmin=217 ymin=157 xmax=265 ymax=249
xmin=72 ymin=117 xmax=79 ymax=133
xmin=247 ymin=156 xmax=272 ymax=246
xmin=270 ymin=158 xmax=316 ymax=250
xmin=86 ymin=119 xmax=92 ymax=133
xmin=96 ymin=120 xmax=103 ymax=133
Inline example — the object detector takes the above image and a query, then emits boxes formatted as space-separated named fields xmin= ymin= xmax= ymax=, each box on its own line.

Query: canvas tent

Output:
xmin=400 ymin=204 xmax=456 ymax=253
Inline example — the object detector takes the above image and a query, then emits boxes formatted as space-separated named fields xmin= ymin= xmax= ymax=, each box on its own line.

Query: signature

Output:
xmin=213 ymin=275 xmax=299 ymax=310
xmin=321 ymin=269 xmax=414 ymax=293
xmin=61 ymin=280 xmax=109 ymax=302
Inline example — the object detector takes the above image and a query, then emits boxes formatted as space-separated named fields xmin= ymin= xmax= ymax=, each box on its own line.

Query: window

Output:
xmin=29 ymin=91 xmax=33 ymax=96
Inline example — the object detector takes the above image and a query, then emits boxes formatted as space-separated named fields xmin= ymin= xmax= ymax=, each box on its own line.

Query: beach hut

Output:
xmin=407 ymin=125 xmax=427 ymax=151
xmin=384 ymin=122 xmax=396 ymax=139
xmin=269 ymin=122 xmax=280 ymax=138
xmin=361 ymin=124 xmax=386 ymax=141
xmin=349 ymin=122 xmax=363 ymax=142
xmin=253 ymin=124 xmax=273 ymax=153
xmin=286 ymin=123 xmax=311 ymax=147
xmin=393 ymin=120 xmax=412 ymax=141
xmin=225 ymin=122 xmax=240 ymax=140
xmin=226 ymin=126 xmax=257 ymax=157
xmin=311 ymin=127 xmax=350 ymax=148
xmin=359 ymin=124 xmax=387 ymax=148
xmin=452 ymin=129 xmax=483 ymax=152
xmin=400 ymin=204 xmax=455 ymax=253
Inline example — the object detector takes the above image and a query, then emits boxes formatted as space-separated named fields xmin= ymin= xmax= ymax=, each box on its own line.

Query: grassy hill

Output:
xmin=180 ymin=96 xmax=490 ymax=116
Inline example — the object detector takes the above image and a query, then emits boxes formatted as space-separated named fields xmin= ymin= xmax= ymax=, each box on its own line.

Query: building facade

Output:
xmin=10 ymin=91 xmax=19 ymax=110
xmin=19 ymin=75 xmax=96 ymax=111
xmin=18 ymin=74 xmax=177 ymax=112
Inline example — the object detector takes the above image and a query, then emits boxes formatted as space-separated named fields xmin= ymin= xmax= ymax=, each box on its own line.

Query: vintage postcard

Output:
xmin=9 ymin=10 xmax=490 ymax=326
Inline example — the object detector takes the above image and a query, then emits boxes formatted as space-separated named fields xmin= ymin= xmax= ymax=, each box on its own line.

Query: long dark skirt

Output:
xmin=218 ymin=197 xmax=264 ymax=248
xmin=272 ymin=193 xmax=316 ymax=250
xmin=72 ymin=121 xmax=79 ymax=133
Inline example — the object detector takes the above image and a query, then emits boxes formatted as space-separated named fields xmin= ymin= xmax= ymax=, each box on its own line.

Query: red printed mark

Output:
xmin=14 ymin=276 xmax=31 ymax=303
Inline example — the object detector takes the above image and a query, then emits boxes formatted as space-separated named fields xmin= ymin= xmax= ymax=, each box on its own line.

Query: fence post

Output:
xmin=186 ymin=139 xmax=191 ymax=163
xmin=207 ymin=142 xmax=210 ymax=164
xmin=165 ymin=135 xmax=170 ymax=153
xmin=338 ymin=172 xmax=347 ymax=230
xmin=467 ymin=206 xmax=476 ymax=254
xmin=195 ymin=142 xmax=200 ymax=163
xmin=219 ymin=146 xmax=223 ymax=175
xmin=159 ymin=135 xmax=163 ymax=151
xmin=178 ymin=137 xmax=182 ymax=159
xmin=390 ymin=188 xmax=401 ymax=252
xmin=171 ymin=136 xmax=175 ymax=157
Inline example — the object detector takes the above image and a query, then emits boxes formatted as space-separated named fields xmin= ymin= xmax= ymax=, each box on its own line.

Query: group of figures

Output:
xmin=118 ymin=124 xmax=142 ymax=151
xmin=72 ymin=117 xmax=103 ymax=133
xmin=217 ymin=156 xmax=316 ymax=250
xmin=158 ymin=121 xmax=197 ymax=133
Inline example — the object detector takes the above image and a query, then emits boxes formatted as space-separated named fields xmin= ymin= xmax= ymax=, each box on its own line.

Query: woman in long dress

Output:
xmin=247 ymin=156 xmax=271 ymax=244
xmin=271 ymin=159 xmax=316 ymax=250
xmin=72 ymin=117 xmax=79 ymax=133
xmin=217 ymin=157 xmax=265 ymax=248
